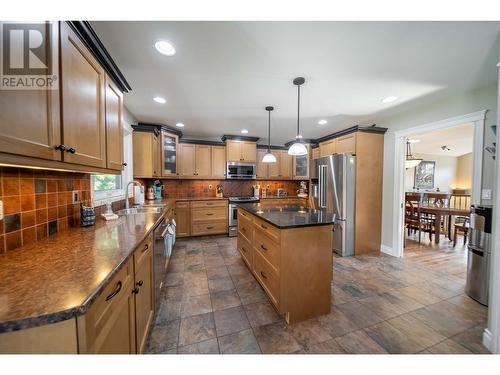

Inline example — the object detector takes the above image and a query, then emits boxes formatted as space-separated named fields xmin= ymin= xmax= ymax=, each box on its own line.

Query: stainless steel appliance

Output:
xmin=153 ymin=216 xmax=176 ymax=309
xmin=226 ymin=162 xmax=256 ymax=179
xmin=311 ymin=153 xmax=356 ymax=256
xmin=466 ymin=205 xmax=492 ymax=306
xmin=228 ymin=196 xmax=260 ymax=236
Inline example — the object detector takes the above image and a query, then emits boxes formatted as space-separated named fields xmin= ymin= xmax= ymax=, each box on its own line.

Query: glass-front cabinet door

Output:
xmin=161 ymin=131 xmax=179 ymax=177
xmin=293 ymin=154 xmax=309 ymax=179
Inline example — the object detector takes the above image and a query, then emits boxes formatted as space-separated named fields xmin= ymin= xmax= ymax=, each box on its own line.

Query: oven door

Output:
xmin=226 ymin=162 xmax=256 ymax=179
xmin=229 ymin=203 xmax=238 ymax=227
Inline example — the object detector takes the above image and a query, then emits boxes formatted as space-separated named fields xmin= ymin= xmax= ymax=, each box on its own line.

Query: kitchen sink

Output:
xmin=116 ymin=207 xmax=164 ymax=215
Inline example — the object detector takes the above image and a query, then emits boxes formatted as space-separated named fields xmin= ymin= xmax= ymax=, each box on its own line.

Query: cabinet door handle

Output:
xmin=132 ymin=287 xmax=140 ymax=295
xmin=206 ymin=226 xmax=214 ymax=229
xmin=142 ymin=243 xmax=149 ymax=252
xmin=260 ymin=271 xmax=267 ymax=279
xmin=260 ymin=224 xmax=268 ymax=230
xmin=122 ymin=162 xmax=127 ymax=166
xmin=55 ymin=144 xmax=66 ymax=152
xmin=260 ymin=244 xmax=268 ymax=251
xmin=136 ymin=280 xmax=144 ymax=287
xmin=66 ymin=147 xmax=76 ymax=154
xmin=241 ymin=246 xmax=246 ymax=253
xmin=105 ymin=281 xmax=122 ymax=301
xmin=206 ymin=203 xmax=214 ymax=206
xmin=206 ymin=213 xmax=214 ymax=216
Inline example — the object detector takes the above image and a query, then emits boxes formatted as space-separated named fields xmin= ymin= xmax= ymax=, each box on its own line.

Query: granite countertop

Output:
xmin=0 ymin=200 xmax=175 ymax=333
xmin=237 ymin=203 xmax=335 ymax=229
xmin=173 ymin=197 xmax=227 ymax=201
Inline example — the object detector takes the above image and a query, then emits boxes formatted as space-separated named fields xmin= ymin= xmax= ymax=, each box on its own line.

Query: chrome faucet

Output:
xmin=125 ymin=180 xmax=143 ymax=209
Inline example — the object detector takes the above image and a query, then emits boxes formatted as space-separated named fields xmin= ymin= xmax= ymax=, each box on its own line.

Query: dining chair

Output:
xmin=405 ymin=196 xmax=432 ymax=244
xmin=453 ymin=217 xmax=470 ymax=247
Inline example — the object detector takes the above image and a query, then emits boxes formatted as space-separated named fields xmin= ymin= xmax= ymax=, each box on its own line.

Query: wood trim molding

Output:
xmin=221 ymin=135 xmax=260 ymax=142
xmin=179 ymin=139 xmax=225 ymax=146
xmin=256 ymin=144 xmax=289 ymax=150
xmin=66 ymin=21 xmax=131 ymax=93
xmin=133 ymin=122 xmax=183 ymax=137
xmin=315 ymin=125 xmax=387 ymax=143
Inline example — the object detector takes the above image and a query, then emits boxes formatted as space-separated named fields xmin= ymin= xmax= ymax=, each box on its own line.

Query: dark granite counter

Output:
xmin=0 ymin=199 xmax=175 ymax=333
xmin=237 ymin=203 xmax=335 ymax=229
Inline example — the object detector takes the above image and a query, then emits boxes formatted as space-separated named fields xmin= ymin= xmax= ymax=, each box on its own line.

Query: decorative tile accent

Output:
xmin=0 ymin=167 xmax=91 ymax=252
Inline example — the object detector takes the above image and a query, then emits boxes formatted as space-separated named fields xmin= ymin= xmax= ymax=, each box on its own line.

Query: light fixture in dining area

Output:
xmin=405 ymin=139 xmax=423 ymax=169
xmin=288 ymin=77 xmax=308 ymax=156
xmin=262 ymin=106 xmax=277 ymax=163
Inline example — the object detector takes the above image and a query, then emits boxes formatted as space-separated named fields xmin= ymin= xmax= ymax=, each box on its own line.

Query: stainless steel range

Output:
xmin=228 ymin=196 xmax=260 ymax=237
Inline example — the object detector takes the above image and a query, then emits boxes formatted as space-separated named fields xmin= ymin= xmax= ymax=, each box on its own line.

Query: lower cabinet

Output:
xmin=175 ymin=201 xmax=191 ymax=237
xmin=175 ymin=200 xmax=228 ymax=238
xmin=77 ymin=233 xmax=154 ymax=354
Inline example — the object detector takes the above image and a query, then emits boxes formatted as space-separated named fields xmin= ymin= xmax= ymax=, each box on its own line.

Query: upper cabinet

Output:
xmin=0 ymin=22 xmax=61 ymax=162
xmin=160 ymin=131 xmax=179 ymax=178
xmin=256 ymin=149 xmax=294 ymax=180
xmin=60 ymin=22 xmax=106 ymax=168
xmin=226 ymin=140 xmax=257 ymax=162
xmin=319 ymin=139 xmax=336 ymax=157
xmin=105 ymin=76 xmax=124 ymax=170
xmin=211 ymin=146 xmax=226 ymax=178
xmin=178 ymin=143 xmax=226 ymax=179
xmin=178 ymin=143 xmax=196 ymax=177
xmin=133 ymin=131 xmax=160 ymax=178
xmin=293 ymin=154 xmax=309 ymax=180
xmin=335 ymin=133 xmax=356 ymax=154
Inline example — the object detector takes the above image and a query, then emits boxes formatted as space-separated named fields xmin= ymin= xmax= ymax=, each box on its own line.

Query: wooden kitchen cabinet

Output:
xmin=336 ymin=133 xmax=356 ymax=154
xmin=258 ymin=150 xmax=293 ymax=180
xmin=293 ymin=153 xmax=309 ymax=179
xmin=133 ymin=131 xmax=160 ymax=178
xmin=105 ymin=75 xmax=124 ymax=170
xmin=196 ymin=145 xmax=212 ymax=178
xmin=175 ymin=201 xmax=191 ymax=237
xmin=160 ymin=131 xmax=179 ymax=178
xmin=319 ymin=139 xmax=336 ymax=157
xmin=190 ymin=199 xmax=228 ymax=236
xmin=226 ymin=140 xmax=256 ymax=162
xmin=60 ymin=22 xmax=107 ymax=168
xmin=256 ymin=149 xmax=268 ymax=179
xmin=280 ymin=152 xmax=293 ymax=179
xmin=267 ymin=151 xmax=281 ymax=178
xmin=133 ymin=237 xmax=154 ymax=354
xmin=179 ymin=143 xmax=196 ymax=177
xmin=312 ymin=147 xmax=320 ymax=159
xmin=0 ymin=22 xmax=61 ymax=162
xmin=211 ymin=146 xmax=226 ymax=178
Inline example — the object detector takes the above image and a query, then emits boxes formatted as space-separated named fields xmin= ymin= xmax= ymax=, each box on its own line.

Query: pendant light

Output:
xmin=288 ymin=77 xmax=308 ymax=156
xmin=405 ymin=139 xmax=423 ymax=169
xmin=262 ymin=106 xmax=277 ymax=163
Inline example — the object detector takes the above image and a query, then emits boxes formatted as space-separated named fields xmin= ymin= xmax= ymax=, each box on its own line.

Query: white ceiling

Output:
xmin=91 ymin=21 xmax=500 ymax=145
xmin=409 ymin=123 xmax=474 ymax=157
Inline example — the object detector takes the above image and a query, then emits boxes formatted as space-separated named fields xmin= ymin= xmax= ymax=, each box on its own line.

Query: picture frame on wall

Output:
xmin=414 ymin=161 xmax=435 ymax=189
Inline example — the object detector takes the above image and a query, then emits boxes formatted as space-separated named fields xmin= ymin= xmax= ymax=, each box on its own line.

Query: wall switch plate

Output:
xmin=208 ymin=184 xmax=213 ymax=191
xmin=0 ymin=200 xmax=3 ymax=221
xmin=72 ymin=191 xmax=79 ymax=203
xmin=482 ymin=189 xmax=492 ymax=200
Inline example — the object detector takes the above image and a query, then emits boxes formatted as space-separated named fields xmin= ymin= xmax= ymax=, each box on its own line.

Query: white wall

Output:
xmin=404 ymin=153 xmax=459 ymax=192
xmin=378 ymin=84 xmax=497 ymax=250
xmin=455 ymin=152 xmax=473 ymax=189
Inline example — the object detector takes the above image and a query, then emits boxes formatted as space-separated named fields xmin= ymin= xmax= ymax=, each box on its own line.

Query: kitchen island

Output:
xmin=236 ymin=203 xmax=335 ymax=324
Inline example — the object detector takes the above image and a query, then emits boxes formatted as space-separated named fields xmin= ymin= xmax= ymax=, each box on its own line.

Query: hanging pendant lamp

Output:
xmin=288 ymin=77 xmax=308 ymax=156
xmin=262 ymin=106 xmax=277 ymax=163
xmin=405 ymin=140 xmax=423 ymax=169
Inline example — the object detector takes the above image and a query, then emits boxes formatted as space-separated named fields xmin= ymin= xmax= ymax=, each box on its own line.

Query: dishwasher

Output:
xmin=153 ymin=217 xmax=176 ymax=309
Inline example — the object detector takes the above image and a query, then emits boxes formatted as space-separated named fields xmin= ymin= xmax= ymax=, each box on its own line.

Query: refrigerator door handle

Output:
xmin=319 ymin=165 xmax=327 ymax=208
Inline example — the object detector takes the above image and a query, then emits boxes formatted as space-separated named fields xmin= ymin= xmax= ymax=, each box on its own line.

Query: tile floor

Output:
xmin=145 ymin=234 xmax=489 ymax=354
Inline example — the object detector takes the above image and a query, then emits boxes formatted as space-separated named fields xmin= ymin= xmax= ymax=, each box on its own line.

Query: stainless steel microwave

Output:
xmin=226 ymin=162 xmax=256 ymax=179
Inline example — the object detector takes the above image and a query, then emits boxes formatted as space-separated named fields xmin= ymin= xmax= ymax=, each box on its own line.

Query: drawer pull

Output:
xmin=142 ymin=243 xmax=149 ymax=252
xmin=105 ymin=281 xmax=122 ymax=301
xmin=136 ymin=280 xmax=144 ymax=287
xmin=206 ymin=226 xmax=214 ymax=229
xmin=206 ymin=203 xmax=214 ymax=206
xmin=206 ymin=213 xmax=214 ymax=216
xmin=241 ymin=246 xmax=246 ymax=253
xmin=260 ymin=271 xmax=267 ymax=279
xmin=260 ymin=224 xmax=268 ymax=230
xmin=260 ymin=244 xmax=268 ymax=251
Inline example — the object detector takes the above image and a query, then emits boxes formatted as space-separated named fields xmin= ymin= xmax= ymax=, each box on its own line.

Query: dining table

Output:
xmin=419 ymin=206 xmax=470 ymax=244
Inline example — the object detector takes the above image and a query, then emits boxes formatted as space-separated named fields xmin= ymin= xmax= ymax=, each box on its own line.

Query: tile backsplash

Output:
xmin=143 ymin=179 xmax=303 ymax=199
xmin=0 ymin=167 xmax=91 ymax=252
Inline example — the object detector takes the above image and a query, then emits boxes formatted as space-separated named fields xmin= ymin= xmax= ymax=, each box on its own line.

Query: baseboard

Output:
xmin=483 ymin=328 xmax=493 ymax=352
xmin=380 ymin=244 xmax=397 ymax=257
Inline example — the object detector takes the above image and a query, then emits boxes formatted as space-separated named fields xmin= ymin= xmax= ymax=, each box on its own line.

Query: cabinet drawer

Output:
xmin=238 ymin=212 xmax=253 ymax=242
xmin=253 ymin=217 xmax=280 ymax=243
xmin=176 ymin=201 xmax=190 ymax=209
xmin=191 ymin=200 xmax=227 ymax=208
xmin=191 ymin=207 xmax=227 ymax=222
xmin=254 ymin=229 xmax=280 ymax=272
xmin=237 ymin=234 xmax=253 ymax=269
xmin=84 ymin=258 xmax=134 ymax=341
xmin=191 ymin=221 xmax=227 ymax=236
xmin=134 ymin=233 xmax=153 ymax=270
xmin=254 ymin=251 xmax=279 ymax=307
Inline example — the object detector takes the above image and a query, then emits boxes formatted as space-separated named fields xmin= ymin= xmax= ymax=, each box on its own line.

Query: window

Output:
xmin=92 ymin=127 xmax=133 ymax=206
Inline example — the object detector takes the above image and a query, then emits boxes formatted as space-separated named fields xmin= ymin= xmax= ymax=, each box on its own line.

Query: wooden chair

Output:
xmin=405 ymin=196 xmax=432 ymax=244
xmin=453 ymin=217 xmax=470 ymax=247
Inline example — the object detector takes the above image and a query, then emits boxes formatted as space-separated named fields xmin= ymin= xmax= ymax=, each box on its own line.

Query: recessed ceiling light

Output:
xmin=154 ymin=40 xmax=176 ymax=56
xmin=497 ymin=62 xmax=500 ymax=67
xmin=318 ymin=119 xmax=328 ymax=125
xmin=241 ymin=129 xmax=249 ymax=134
xmin=175 ymin=123 xmax=185 ymax=128
xmin=153 ymin=96 xmax=166 ymax=104
xmin=382 ymin=96 xmax=398 ymax=103
xmin=408 ymin=139 xmax=421 ymax=143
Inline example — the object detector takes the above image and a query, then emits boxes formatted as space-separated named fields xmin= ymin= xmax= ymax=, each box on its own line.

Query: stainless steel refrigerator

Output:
xmin=312 ymin=154 xmax=356 ymax=256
